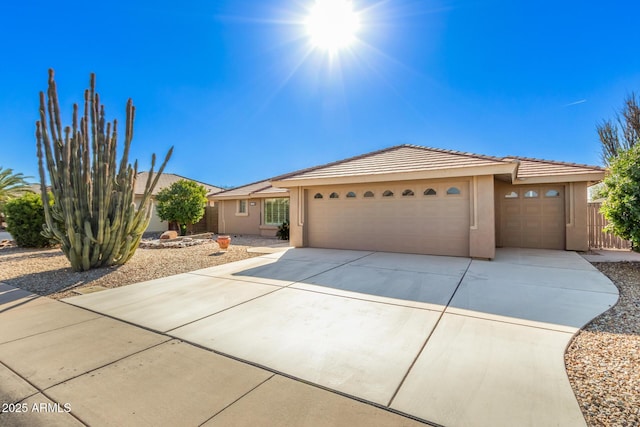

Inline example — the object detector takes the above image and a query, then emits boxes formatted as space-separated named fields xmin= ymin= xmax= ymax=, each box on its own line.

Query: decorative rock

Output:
xmin=160 ymin=230 xmax=178 ymax=240
xmin=0 ymin=239 xmax=15 ymax=248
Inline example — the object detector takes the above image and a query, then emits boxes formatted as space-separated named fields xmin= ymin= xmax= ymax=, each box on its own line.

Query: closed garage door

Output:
xmin=306 ymin=181 xmax=470 ymax=256
xmin=499 ymin=185 xmax=565 ymax=249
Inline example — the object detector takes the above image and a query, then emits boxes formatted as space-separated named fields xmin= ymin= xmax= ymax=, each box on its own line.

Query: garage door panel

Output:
xmin=307 ymin=182 xmax=470 ymax=256
xmin=503 ymin=204 xmax=520 ymax=216
xmin=499 ymin=185 xmax=565 ymax=250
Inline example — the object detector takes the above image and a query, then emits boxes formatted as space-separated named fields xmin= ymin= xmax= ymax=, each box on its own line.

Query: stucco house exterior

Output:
xmin=135 ymin=172 xmax=223 ymax=233
xmin=214 ymin=145 xmax=604 ymax=258
xmin=212 ymin=180 xmax=290 ymax=237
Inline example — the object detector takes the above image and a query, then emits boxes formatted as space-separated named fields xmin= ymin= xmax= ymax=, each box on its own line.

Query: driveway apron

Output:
xmin=63 ymin=247 xmax=618 ymax=426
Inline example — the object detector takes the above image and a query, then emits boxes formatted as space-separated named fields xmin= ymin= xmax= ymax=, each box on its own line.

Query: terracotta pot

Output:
xmin=217 ymin=235 xmax=231 ymax=250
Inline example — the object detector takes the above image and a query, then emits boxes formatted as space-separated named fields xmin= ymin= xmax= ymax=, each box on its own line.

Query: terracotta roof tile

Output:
xmin=273 ymin=145 xmax=513 ymax=181
xmin=505 ymin=156 xmax=604 ymax=178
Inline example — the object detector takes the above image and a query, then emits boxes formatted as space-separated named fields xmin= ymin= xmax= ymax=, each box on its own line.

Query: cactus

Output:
xmin=35 ymin=69 xmax=173 ymax=271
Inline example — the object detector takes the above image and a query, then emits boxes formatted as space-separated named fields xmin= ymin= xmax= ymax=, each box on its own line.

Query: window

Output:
xmin=524 ymin=190 xmax=538 ymax=198
xmin=363 ymin=191 xmax=375 ymax=198
xmin=346 ymin=191 xmax=356 ymax=198
xmin=382 ymin=190 xmax=394 ymax=197
xmin=237 ymin=199 xmax=247 ymax=215
xmin=545 ymin=189 xmax=560 ymax=198
xmin=329 ymin=192 xmax=339 ymax=199
xmin=424 ymin=188 xmax=437 ymax=196
xmin=446 ymin=187 xmax=461 ymax=195
xmin=504 ymin=191 xmax=518 ymax=199
xmin=264 ymin=198 xmax=289 ymax=225
xmin=402 ymin=189 xmax=415 ymax=197
xmin=314 ymin=193 xmax=323 ymax=199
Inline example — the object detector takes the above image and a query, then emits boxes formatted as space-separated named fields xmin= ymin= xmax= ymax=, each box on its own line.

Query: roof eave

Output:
xmin=512 ymin=171 xmax=605 ymax=185
xmin=210 ymin=190 xmax=290 ymax=201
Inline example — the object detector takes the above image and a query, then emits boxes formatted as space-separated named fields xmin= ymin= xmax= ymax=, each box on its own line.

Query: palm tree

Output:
xmin=0 ymin=167 xmax=33 ymax=226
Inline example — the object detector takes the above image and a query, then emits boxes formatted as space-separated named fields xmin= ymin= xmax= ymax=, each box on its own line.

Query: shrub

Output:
xmin=156 ymin=179 xmax=208 ymax=236
xmin=5 ymin=192 xmax=51 ymax=247
xmin=276 ymin=220 xmax=290 ymax=240
xmin=601 ymin=144 xmax=640 ymax=250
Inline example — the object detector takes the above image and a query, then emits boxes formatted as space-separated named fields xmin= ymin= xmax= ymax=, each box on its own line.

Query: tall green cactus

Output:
xmin=36 ymin=69 xmax=173 ymax=271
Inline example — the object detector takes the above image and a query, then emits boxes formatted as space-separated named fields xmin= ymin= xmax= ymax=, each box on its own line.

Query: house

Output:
xmin=216 ymin=144 xmax=605 ymax=258
xmin=213 ymin=145 xmax=604 ymax=258
xmin=270 ymin=144 xmax=605 ymax=258
xmin=212 ymin=180 xmax=290 ymax=237
xmin=135 ymin=172 xmax=223 ymax=233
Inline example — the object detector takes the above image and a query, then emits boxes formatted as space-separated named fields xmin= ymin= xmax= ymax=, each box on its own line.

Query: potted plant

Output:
xmin=217 ymin=235 xmax=231 ymax=250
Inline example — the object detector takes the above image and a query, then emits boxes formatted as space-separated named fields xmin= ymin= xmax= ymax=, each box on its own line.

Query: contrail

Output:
xmin=564 ymin=99 xmax=587 ymax=107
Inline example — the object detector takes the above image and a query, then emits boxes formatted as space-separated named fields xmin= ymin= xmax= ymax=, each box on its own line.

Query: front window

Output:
xmin=237 ymin=199 xmax=247 ymax=214
xmin=264 ymin=198 xmax=289 ymax=225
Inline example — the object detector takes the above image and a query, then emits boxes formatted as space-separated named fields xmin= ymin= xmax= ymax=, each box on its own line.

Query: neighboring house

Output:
xmin=211 ymin=180 xmax=290 ymax=238
xmin=135 ymin=172 xmax=223 ymax=233
xmin=262 ymin=144 xmax=604 ymax=259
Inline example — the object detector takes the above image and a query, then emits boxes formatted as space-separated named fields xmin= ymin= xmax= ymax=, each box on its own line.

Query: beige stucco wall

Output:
xmin=135 ymin=196 xmax=168 ymax=233
xmin=469 ymin=175 xmax=495 ymax=259
xmin=287 ymin=175 xmax=591 ymax=257
xmin=289 ymin=187 xmax=305 ymax=247
xmin=565 ymin=182 xmax=589 ymax=251
xmin=217 ymin=199 xmax=280 ymax=237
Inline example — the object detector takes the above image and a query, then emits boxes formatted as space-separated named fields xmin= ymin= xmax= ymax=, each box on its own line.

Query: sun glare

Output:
xmin=305 ymin=0 xmax=360 ymax=51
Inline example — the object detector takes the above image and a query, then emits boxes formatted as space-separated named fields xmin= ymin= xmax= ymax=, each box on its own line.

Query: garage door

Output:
xmin=306 ymin=181 xmax=470 ymax=256
xmin=499 ymin=186 xmax=565 ymax=249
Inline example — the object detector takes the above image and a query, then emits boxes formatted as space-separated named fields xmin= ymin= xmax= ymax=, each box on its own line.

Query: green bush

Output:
xmin=276 ymin=220 xmax=290 ymax=240
xmin=156 ymin=179 xmax=208 ymax=236
xmin=5 ymin=192 xmax=51 ymax=247
xmin=601 ymin=144 xmax=640 ymax=250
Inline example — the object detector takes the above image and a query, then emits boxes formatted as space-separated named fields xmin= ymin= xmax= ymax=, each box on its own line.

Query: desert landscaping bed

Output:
xmin=0 ymin=235 xmax=280 ymax=299
xmin=565 ymin=262 xmax=640 ymax=427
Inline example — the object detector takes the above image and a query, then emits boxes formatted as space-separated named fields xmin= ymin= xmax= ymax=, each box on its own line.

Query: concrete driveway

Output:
xmin=61 ymin=247 xmax=617 ymax=426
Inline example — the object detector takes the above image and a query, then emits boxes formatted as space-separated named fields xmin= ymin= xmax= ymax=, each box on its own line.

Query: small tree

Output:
xmin=155 ymin=179 xmax=208 ymax=235
xmin=596 ymin=93 xmax=640 ymax=166
xmin=0 ymin=167 xmax=33 ymax=223
xmin=5 ymin=193 xmax=51 ymax=247
xmin=600 ymin=144 xmax=640 ymax=250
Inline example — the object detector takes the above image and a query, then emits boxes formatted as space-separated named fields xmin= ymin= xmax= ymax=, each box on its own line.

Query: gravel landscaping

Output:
xmin=565 ymin=262 xmax=640 ymax=427
xmin=0 ymin=235 xmax=284 ymax=299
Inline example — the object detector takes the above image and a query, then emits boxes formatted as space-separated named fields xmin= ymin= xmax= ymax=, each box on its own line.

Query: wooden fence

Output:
xmin=186 ymin=205 xmax=218 ymax=234
xmin=588 ymin=202 xmax=632 ymax=249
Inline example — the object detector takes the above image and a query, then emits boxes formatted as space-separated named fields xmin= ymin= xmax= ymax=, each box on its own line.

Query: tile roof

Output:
xmin=211 ymin=179 xmax=288 ymax=198
xmin=134 ymin=172 xmax=223 ymax=196
xmin=273 ymin=145 xmax=514 ymax=181
xmin=504 ymin=156 xmax=604 ymax=178
xmin=208 ymin=145 xmax=605 ymax=199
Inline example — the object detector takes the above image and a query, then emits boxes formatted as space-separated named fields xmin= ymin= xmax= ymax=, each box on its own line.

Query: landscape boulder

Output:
xmin=159 ymin=230 xmax=178 ymax=240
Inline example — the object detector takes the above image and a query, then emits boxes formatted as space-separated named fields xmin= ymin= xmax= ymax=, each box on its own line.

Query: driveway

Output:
xmin=52 ymin=249 xmax=619 ymax=425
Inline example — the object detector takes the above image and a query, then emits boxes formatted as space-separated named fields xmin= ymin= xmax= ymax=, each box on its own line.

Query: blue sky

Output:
xmin=1 ymin=0 xmax=639 ymax=188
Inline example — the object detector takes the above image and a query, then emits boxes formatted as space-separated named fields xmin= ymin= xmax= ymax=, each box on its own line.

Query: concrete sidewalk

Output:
xmin=581 ymin=249 xmax=640 ymax=262
xmin=0 ymin=283 xmax=425 ymax=427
